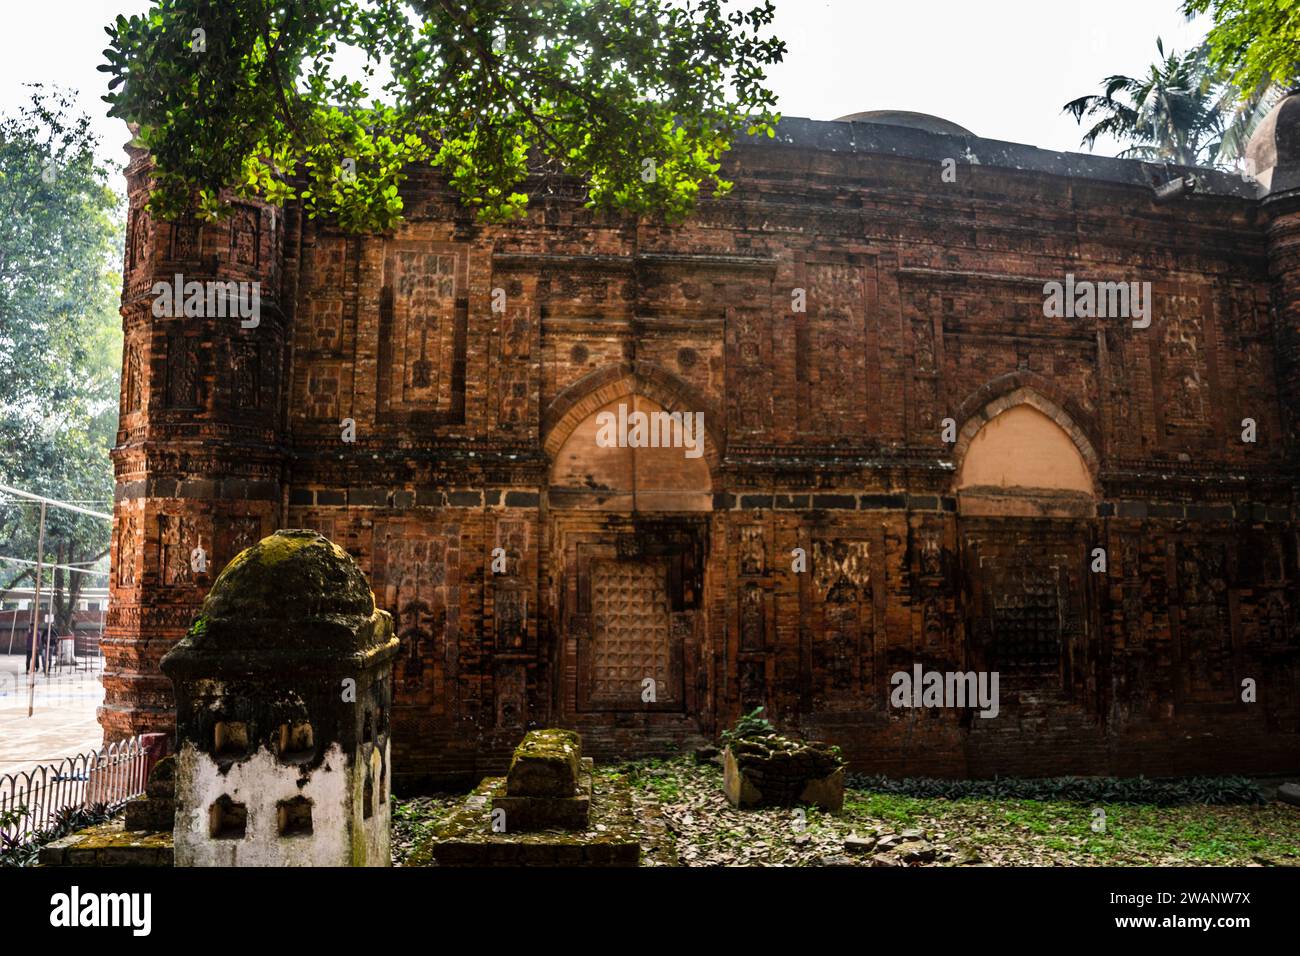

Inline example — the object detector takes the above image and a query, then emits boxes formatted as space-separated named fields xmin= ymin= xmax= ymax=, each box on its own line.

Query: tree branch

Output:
xmin=258 ymin=6 xmax=301 ymax=140
xmin=431 ymin=0 xmax=569 ymax=155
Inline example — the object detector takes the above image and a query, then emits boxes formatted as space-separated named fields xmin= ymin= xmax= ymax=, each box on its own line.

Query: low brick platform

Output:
xmin=410 ymin=773 xmax=641 ymax=867
xmin=38 ymin=819 xmax=173 ymax=867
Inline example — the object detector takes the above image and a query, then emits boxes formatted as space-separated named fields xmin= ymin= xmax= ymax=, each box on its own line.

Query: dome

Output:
xmin=161 ymin=530 xmax=393 ymax=676
xmin=833 ymin=110 xmax=974 ymax=138
xmin=202 ymin=530 xmax=375 ymax=623
xmin=1246 ymin=89 xmax=1300 ymax=193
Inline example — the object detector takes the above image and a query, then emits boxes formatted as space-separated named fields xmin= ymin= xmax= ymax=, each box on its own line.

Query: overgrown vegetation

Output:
xmin=1062 ymin=37 xmax=1288 ymax=169
xmin=0 ymin=86 xmax=122 ymax=618
xmin=101 ymin=0 xmax=786 ymax=229
xmin=0 ymin=802 xmax=120 ymax=868
xmin=391 ymin=756 xmax=1297 ymax=867
xmin=390 ymin=795 xmax=452 ymax=864
xmin=846 ymin=773 xmax=1268 ymax=807
xmin=1186 ymin=0 xmax=1300 ymax=97
xmin=719 ymin=705 xmax=775 ymax=746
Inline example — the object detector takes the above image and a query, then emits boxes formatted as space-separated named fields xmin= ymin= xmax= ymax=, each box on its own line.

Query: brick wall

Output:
xmin=106 ymin=117 xmax=1300 ymax=786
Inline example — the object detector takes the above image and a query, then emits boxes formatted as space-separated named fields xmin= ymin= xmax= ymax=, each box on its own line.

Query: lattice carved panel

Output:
xmin=589 ymin=560 xmax=674 ymax=706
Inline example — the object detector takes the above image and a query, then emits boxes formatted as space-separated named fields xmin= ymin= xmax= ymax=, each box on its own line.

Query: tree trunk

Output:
xmin=52 ymin=541 xmax=69 ymax=634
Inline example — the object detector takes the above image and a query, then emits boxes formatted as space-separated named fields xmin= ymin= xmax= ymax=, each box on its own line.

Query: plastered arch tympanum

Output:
xmin=953 ymin=388 xmax=1099 ymax=516
xmin=543 ymin=365 xmax=720 ymax=512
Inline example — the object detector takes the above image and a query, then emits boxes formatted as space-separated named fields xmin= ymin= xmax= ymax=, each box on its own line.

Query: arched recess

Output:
xmin=544 ymin=363 xmax=721 ymax=512
xmin=953 ymin=387 xmax=1099 ymax=517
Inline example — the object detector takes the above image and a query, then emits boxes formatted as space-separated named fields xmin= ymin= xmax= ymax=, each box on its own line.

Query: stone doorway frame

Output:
xmin=545 ymin=511 xmax=712 ymax=734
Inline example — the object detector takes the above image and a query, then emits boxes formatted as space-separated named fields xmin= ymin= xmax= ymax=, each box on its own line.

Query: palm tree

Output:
xmin=1063 ymin=39 xmax=1227 ymax=167
xmin=1215 ymin=78 xmax=1292 ymax=171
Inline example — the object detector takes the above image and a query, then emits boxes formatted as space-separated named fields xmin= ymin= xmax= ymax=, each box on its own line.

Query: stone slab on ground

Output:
xmin=1278 ymin=782 xmax=1300 ymax=808
xmin=410 ymin=772 xmax=641 ymax=867
xmin=38 ymin=819 xmax=173 ymax=867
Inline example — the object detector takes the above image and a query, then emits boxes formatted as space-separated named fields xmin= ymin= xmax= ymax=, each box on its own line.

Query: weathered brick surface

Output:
xmin=724 ymin=735 xmax=845 ymax=809
xmin=107 ymin=115 xmax=1300 ymax=784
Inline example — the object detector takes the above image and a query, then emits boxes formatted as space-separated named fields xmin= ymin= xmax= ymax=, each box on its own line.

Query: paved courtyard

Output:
xmin=0 ymin=653 xmax=105 ymax=779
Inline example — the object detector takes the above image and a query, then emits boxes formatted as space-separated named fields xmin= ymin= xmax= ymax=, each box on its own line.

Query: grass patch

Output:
xmin=844 ymin=793 xmax=929 ymax=827
xmin=839 ymin=788 xmax=1300 ymax=865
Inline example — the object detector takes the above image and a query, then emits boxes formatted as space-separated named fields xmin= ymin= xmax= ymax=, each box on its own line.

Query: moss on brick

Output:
xmin=406 ymin=773 xmax=642 ymax=867
xmin=162 ymin=530 xmax=397 ymax=682
xmin=202 ymin=529 xmax=375 ymax=625
xmin=506 ymin=729 xmax=582 ymax=797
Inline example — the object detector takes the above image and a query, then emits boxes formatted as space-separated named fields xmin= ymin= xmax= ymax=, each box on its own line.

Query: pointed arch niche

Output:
xmin=548 ymin=394 xmax=713 ymax=512
xmin=954 ymin=396 xmax=1098 ymax=518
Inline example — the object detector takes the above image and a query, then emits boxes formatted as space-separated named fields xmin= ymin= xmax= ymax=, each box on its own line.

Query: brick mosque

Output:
xmin=104 ymin=97 xmax=1300 ymax=788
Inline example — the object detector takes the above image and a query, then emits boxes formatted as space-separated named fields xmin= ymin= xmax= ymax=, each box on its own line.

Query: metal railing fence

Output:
xmin=0 ymin=736 xmax=148 ymax=844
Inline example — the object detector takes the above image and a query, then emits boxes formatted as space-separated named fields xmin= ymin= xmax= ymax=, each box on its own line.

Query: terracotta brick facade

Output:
xmin=106 ymin=108 xmax=1300 ymax=787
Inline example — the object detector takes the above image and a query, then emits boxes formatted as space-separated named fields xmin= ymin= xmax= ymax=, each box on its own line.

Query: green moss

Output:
xmin=161 ymin=530 xmax=397 ymax=675
xmin=514 ymin=728 xmax=580 ymax=757
xmin=202 ymin=530 xmax=375 ymax=623
xmin=509 ymin=730 xmax=579 ymax=771
xmin=69 ymin=823 xmax=173 ymax=851
xmin=404 ymin=773 xmax=645 ymax=865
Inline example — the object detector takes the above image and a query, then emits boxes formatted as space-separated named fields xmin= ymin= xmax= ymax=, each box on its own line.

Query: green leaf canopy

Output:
xmin=101 ymin=0 xmax=786 ymax=231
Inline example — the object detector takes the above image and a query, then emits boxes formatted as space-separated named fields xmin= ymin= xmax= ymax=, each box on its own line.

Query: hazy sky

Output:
xmin=1 ymin=0 xmax=1209 ymax=167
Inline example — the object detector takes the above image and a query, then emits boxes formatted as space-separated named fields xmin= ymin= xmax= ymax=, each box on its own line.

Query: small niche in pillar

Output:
xmin=277 ymin=796 xmax=313 ymax=837
xmin=209 ymin=795 xmax=247 ymax=839
xmin=363 ymin=711 xmax=374 ymax=744
xmin=276 ymin=720 xmax=314 ymax=763
xmin=213 ymin=720 xmax=249 ymax=758
xmin=363 ymin=767 xmax=375 ymax=819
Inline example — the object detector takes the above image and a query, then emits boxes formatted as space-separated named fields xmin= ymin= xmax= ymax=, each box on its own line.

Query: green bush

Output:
xmin=719 ymin=706 xmax=775 ymax=746
xmin=0 ymin=802 xmax=119 ymax=867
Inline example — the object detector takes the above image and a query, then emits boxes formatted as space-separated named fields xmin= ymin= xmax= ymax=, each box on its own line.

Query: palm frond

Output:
xmin=1063 ymin=37 xmax=1266 ymax=170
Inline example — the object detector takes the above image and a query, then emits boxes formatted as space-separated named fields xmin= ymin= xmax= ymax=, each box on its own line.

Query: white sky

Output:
xmin=1 ymin=0 xmax=1209 ymax=167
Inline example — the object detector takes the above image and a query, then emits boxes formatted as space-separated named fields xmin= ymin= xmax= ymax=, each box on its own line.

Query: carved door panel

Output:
xmin=960 ymin=521 xmax=1094 ymax=704
xmin=566 ymin=523 xmax=703 ymax=714
xmin=576 ymin=560 xmax=684 ymax=711
xmin=804 ymin=538 xmax=876 ymax=712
